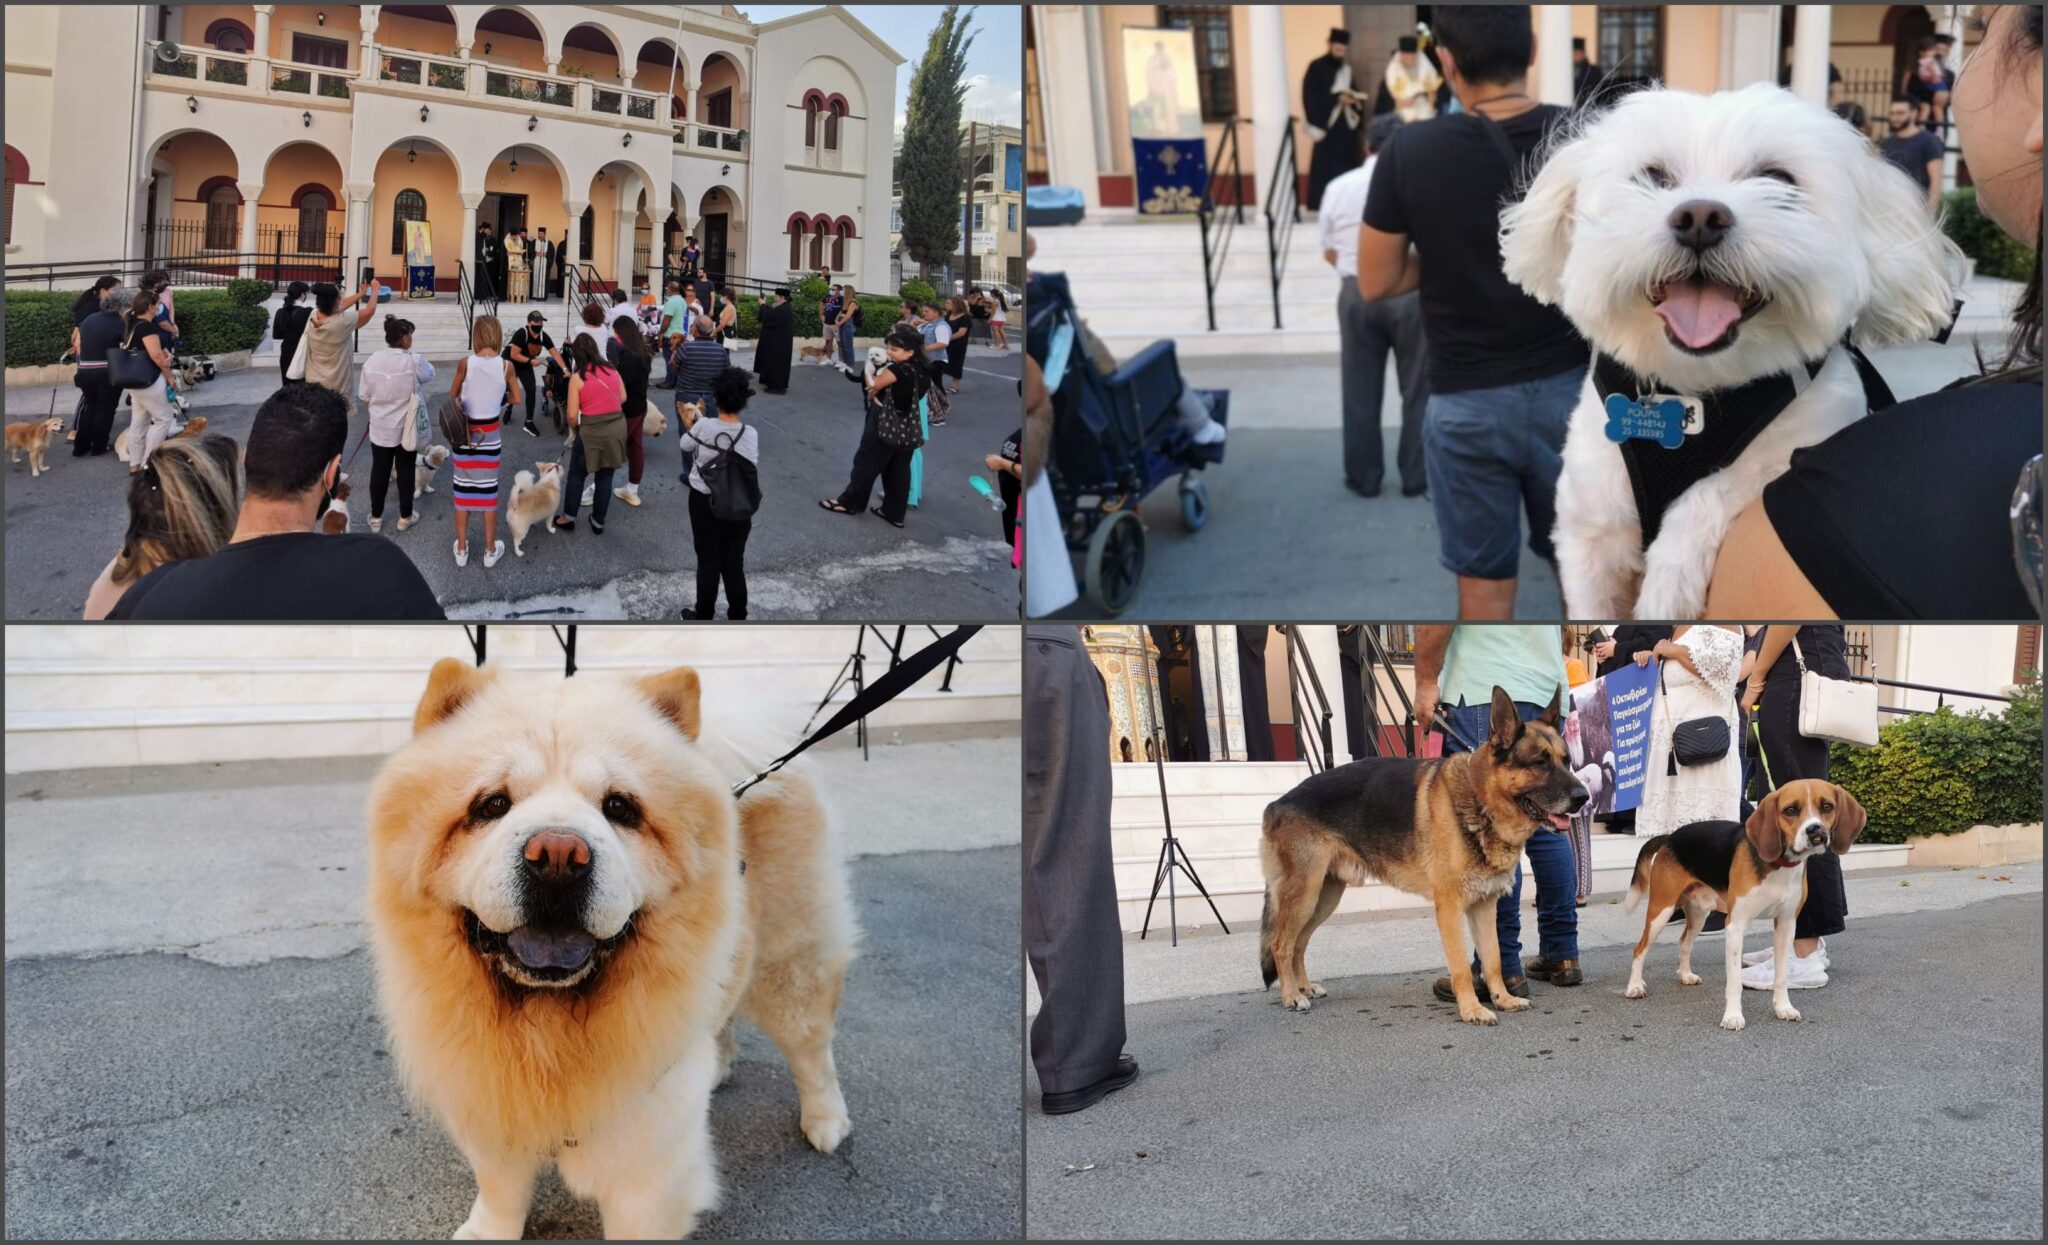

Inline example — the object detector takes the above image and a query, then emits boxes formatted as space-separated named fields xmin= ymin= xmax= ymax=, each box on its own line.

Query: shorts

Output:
xmin=1422 ymin=365 xmax=1586 ymax=580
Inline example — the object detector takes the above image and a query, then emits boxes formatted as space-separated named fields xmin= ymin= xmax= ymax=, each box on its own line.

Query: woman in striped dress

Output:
xmin=448 ymin=315 xmax=520 ymax=568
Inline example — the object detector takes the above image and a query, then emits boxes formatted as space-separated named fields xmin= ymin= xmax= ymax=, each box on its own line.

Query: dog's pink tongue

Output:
xmin=1655 ymin=280 xmax=1744 ymax=348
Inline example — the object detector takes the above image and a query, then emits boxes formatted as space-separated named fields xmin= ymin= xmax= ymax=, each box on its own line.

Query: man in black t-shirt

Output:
xmin=1880 ymin=97 xmax=1946 ymax=215
xmin=1359 ymin=5 xmax=1590 ymax=619
xmin=508 ymin=310 xmax=566 ymax=436
xmin=110 ymin=386 xmax=444 ymax=620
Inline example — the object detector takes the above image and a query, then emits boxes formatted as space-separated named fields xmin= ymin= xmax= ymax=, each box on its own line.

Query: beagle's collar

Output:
xmin=1592 ymin=342 xmax=1895 ymax=546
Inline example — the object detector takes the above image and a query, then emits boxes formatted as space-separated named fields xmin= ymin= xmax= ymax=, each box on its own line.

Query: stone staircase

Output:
xmin=3 ymin=625 xmax=1019 ymax=773
xmin=254 ymin=293 xmax=577 ymax=366
xmin=1027 ymin=207 xmax=1342 ymax=360
xmin=1110 ymin=760 xmax=1912 ymax=934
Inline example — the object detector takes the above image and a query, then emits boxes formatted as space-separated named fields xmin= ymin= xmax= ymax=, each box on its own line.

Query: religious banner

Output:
xmin=404 ymin=219 xmax=436 ymax=299
xmin=1121 ymin=27 xmax=1207 ymax=216
xmin=1564 ymin=659 xmax=1659 ymax=818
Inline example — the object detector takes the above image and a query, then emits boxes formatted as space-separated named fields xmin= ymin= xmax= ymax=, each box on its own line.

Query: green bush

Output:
xmin=733 ymin=295 xmax=760 ymax=341
xmin=898 ymin=278 xmax=937 ymax=308
xmin=2 ymin=287 xmax=269 ymax=367
xmin=3 ymin=293 xmax=78 ymax=368
xmin=1942 ymin=187 xmax=2038 ymax=283
xmin=1830 ymin=678 xmax=2042 ymax=842
xmin=176 ymin=298 xmax=267 ymax=355
xmin=225 ymin=278 xmax=273 ymax=307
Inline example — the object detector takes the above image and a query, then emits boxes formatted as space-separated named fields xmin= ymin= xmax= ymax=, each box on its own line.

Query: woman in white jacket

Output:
xmin=357 ymin=315 xmax=436 ymax=533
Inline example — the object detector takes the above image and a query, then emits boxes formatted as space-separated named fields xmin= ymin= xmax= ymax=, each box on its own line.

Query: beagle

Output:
xmin=1622 ymin=779 xmax=1866 ymax=1030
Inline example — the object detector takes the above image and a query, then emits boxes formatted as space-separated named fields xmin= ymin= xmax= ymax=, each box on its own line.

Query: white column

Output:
xmin=1034 ymin=5 xmax=1102 ymax=208
xmin=251 ymin=5 xmax=274 ymax=78
xmin=651 ymin=198 xmax=670 ymax=292
xmin=614 ymin=210 xmax=635 ymax=291
xmin=1536 ymin=6 xmax=1574 ymax=106
xmin=460 ymin=191 xmax=483 ymax=293
xmin=563 ymin=199 xmax=588 ymax=304
xmin=1718 ymin=5 xmax=1783 ymax=90
xmin=237 ymin=181 xmax=264 ymax=279
xmin=1789 ymin=5 xmax=1832 ymax=106
xmin=358 ymin=8 xmax=379 ymax=83
xmin=686 ymin=84 xmax=699 ymax=141
xmin=344 ymin=180 xmax=374 ymax=288
xmin=1247 ymin=4 xmax=1290 ymax=211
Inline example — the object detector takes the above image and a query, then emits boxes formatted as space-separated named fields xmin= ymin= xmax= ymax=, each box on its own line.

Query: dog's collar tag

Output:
xmin=1602 ymin=392 xmax=1703 ymax=449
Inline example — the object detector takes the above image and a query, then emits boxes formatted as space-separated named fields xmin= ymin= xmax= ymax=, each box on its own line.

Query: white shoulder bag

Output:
xmin=1793 ymin=636 xmax=1879 ymax=747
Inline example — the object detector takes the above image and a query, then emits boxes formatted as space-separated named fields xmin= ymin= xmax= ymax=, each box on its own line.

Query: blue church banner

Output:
xmin=1133 ymin=137 xmax=1206 ymax=216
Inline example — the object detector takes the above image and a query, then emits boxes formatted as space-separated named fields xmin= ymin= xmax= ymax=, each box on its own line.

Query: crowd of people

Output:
xmin=1308 ymin=4 xmax=2042 ymax=620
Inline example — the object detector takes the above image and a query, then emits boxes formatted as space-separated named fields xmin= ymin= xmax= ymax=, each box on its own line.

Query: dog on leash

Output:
xmin=1499 ymin=84 xmax=1960 ymax=619
xmin=1259 ymin=688 xmax=1588 ymax=1024
xmin=113 ymin=415 xmax=209 ymax=462
xmin=506 ymin=461 xmax=564 ymax=556
xmin=413 ymin=444 xmax=452 ymax=500
xmin=367 ymin=660 xmax=856 ymax=1238
xmin=319 ymin=475 xmax=353 ymax=534
xmin=5 ymin=417 xmax=63 ymax=477
xmin=1622 ymin=780 xmax=1866 ymax=1030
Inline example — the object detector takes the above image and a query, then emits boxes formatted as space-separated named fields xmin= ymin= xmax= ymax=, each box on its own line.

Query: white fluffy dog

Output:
xmin=1500 ymin=84 xmax=1960 ymax=618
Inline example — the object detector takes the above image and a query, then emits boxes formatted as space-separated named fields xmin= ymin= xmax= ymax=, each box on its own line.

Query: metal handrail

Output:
xmin=1196 ymin=116 xmax=1244 ymax=334
xmin=1262 ymin=117 xmax=1302 ymax=330
xmin=1281 ymin=626 xmax=1335 ymax=774
xmin=1354 ymin=624 xmax=1422 ymax=758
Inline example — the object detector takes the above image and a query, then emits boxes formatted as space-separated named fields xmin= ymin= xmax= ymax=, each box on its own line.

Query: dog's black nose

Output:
xmin=523 ymin=831 xmax=592 ymax=884
xmin=1806 ymin=826 xmax=1828 ymax=846
xmin=1668 ymin=199 xmax=1733 ymax=251
xmin=1568 ymin=785 xmax=1590 ymax=813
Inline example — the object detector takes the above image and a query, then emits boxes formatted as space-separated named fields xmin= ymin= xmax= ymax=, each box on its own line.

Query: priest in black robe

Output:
xmin=1301 ymin=28 xmax=1364 ymax=212
xmin=473 ymin=223 xmax=499 ymax=300
xmin=754 ymin=288 xmax=795 ymax=394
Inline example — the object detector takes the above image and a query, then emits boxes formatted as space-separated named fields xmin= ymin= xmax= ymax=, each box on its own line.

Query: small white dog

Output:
xmin=413 ymin=444 xmax=452 ymax=500
xmin=1500 ymin=84 xmax=1960 ymax=618
xmin=506 ymin=461 xmax=564 ymax=556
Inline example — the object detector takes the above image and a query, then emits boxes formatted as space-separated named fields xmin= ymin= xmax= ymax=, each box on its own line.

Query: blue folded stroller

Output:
xmin=1026 ymin=270 xmax=1227 ymax=615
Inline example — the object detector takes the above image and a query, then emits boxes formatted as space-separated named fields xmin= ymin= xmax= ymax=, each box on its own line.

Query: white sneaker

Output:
xmin=1741 ymin=937 xmax=1827 ymax=968
xmin=453 ymin=541 xmax=468 ymax=567
xmin=369 ymin=516 xmax=383 ymax=533
xmin=581 ymin=482 xmax=596 ymax=509
xmin=482 ymin=540 xmax=506 ymax=569
xmin=1740 ymin=951 xmax=1829 ymax=990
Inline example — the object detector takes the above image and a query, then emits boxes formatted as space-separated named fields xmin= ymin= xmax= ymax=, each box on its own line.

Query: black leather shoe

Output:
xmin=1401 ymin=482 xmax=1429 ymax=498
xmin=1525 ymin=956 xmax=1584 ymax=986
xmin=1432 ymin=974 xmax=1529 ymax=1005
xmin=1345 ymin=479 xmax=1382 ymax=499
xmin=1041 ymin=1054 xmax=1138 ymax=1116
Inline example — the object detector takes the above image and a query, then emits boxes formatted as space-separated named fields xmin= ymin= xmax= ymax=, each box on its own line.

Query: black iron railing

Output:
xmin=457 ymin=259 xmax=496 ymax=342
xmin=1263 ymin=117 xmax=1302 ymax=331
xmin=1196 ymin=117 xmax=1244 ymax=334
xmin=1874 ymin=677 xmax=2013 ymax=717
xmin=1352 ymin=624 xmax=1424 ymax=758
xmin=1282 ymin=625 xmax=1335 ymax=774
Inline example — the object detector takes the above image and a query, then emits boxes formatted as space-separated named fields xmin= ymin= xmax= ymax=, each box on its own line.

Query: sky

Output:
xmin=735 ymin=4 xmax=1021 ymax=133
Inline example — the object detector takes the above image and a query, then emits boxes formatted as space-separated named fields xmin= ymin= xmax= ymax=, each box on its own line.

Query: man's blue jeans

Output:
xmin=1441 ymin=698 xmax=1580 ymax=978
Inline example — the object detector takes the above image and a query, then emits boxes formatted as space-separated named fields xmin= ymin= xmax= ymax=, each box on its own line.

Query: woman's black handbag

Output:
xmin=106 ymin=323 xmax=161 ymax=390
xmin=1662 ymin=664 xmax=1731 ymax=773
xmin=873 ymin=366 xmax=927 ymax=449
xmin=697 ymin=427 xmax=761 ymax=522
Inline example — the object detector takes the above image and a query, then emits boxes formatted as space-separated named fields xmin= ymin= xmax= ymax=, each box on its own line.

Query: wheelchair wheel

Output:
xmin=1179 ymin=474 xmax=1209 ymax=531
xmin=1083 ymin=509 xmax=1145 ymax=615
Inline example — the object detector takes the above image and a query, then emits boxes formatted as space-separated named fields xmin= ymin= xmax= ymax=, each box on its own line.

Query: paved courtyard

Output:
xmin=3 ymin=733 xmax=1023 ymax=1239
xmin=3 ymin=347 xmax=1022 ymax=621
xmin=1026 ymin=861 xmax=2044 ymax=1240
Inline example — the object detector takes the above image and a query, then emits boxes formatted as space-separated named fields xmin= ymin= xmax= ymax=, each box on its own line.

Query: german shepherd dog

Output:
xmin=1259 ymin=687 xmax=1589 ymax=1025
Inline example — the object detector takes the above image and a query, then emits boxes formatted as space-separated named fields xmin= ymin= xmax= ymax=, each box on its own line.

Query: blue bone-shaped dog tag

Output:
xmin=1603 ymin=393 xmax=1690 ymax=449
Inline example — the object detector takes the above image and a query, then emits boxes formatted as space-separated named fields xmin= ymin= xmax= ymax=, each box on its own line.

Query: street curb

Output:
xmin=6 ymin=350 xmax=255 ymax=389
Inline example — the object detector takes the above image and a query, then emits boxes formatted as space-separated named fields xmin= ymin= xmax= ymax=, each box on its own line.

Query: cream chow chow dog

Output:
xmin=367 ymin=660 xmax=856 ymax=1240
xmin=1499 ymin=84 xmax=1961 ymax=619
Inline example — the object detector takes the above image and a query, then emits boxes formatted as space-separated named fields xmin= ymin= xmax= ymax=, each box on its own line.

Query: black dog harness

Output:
xmin=1592 ymin=344 xmax=1895 ymax=546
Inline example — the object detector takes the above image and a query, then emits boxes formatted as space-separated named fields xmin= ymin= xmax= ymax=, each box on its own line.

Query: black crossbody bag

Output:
xmin=1662 ymin=661 xmax=1732 ymax=774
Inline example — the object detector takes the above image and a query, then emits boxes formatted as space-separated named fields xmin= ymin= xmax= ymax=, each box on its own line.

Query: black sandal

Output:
xmin=876 ymin=510 xmax=906 ymax=529
xmin=819 ymin=499 xmax=856 ymax=515
xmin=552 ymin=516 xmax=576 ymax=531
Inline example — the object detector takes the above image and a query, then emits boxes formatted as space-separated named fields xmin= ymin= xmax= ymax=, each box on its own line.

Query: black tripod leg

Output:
xmin=1139 ymin=834 xmax=1173 ymax=940
xmin=1172 ymin=844 xmax=1232 ymax=934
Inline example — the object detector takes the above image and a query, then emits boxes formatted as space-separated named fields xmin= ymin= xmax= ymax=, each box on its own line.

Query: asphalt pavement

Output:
xmin=2 ymin=737 xmax=1023 ymax=1240
xmin=1040 ymin=338 xmax=1984 ymax=620
xmin=1025 ymin=881 xmax=2043 ymax=1240
xmin=3 ymin=347 xmax=1022 ymax=621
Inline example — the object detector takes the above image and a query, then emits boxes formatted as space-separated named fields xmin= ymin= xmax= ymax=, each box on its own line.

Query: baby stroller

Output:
xmin=1026 ymin=270 xmax=1227 ymax=615
xmin=539 ymin=360 xmax=570 ymax=433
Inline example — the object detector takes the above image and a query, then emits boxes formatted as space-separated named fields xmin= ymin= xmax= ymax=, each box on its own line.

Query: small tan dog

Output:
xmin=413 ymin=443 xmax=452 ymax=500
xmin=798 ymin=344 xmax=831 ymax=363
xmin=507 ymin=461 xmax=564 ymax=556
xmin=114 ymin=414 xmax=208 ymax=461
xmin=643 ymin=400 xmax=668 ymax=439
xmin=6 ymin=417 xmax=63 ymax=477
xmin=319 ymin=476 xmax=354 ymax=534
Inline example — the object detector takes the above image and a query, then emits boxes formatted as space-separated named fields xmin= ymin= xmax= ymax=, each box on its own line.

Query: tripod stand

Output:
xmin=1137 ymin=657 xmax=1229 ymax=944
xmin=805 ymin=625 xmax=968 ymax=762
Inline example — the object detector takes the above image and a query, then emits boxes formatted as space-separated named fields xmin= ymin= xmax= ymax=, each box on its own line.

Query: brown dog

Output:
xmin=1259 ymin=687 xmax=1588 ymax=1024
xmin=6 ymin=417 xmax=63 ymax=477
xmin=1623 ymin=779 xmax=1866 ymax=1030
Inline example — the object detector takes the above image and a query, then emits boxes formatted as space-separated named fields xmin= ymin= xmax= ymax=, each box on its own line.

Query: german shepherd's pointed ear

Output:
xmin=1487 ymin=686 xmax=1521 ymax=751
xmin=1829 ymin=783 xmax=1868 ymax=854
xmin=639 ymin=667 xmax=703 ymax=740
xmin=1537 ymin=687 xmax=1563 ymax=728
xmin=1745 ymin=785 xmax=1786 ymax=864
xmin=415 ymin=658 xmax=497 ymax=733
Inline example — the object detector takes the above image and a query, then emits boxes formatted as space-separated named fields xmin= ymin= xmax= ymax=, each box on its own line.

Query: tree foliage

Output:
xmin=898 ymin=5 xmax=978 ymax=276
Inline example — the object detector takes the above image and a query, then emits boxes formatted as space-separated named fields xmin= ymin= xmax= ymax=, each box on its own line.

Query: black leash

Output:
xmin=731 ymin=625 xmax=982 ymax=798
